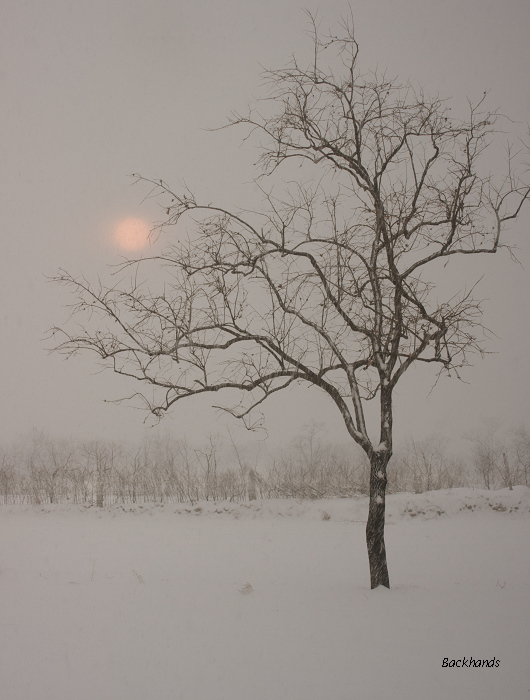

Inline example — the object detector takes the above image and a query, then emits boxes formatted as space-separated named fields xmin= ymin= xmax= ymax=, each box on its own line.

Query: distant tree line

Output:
xmin=0 ymin=423 xmax=528 ymax=506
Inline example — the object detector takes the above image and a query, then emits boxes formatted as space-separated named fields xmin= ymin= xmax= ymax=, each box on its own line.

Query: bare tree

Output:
xmin=466 ymin=419 xmax=504 ymax=489
xmin=51 ymin=14 xmax=529 ymax=588
xmin=512 ymin=425 xmax=530 ymax=487
xmin=391 ymin=434 xmax=468 ymax=493
xmin=82 ymin=440 xmax=121 ymax=507
xmin=466 ymin=420 xmax=530 ymax=490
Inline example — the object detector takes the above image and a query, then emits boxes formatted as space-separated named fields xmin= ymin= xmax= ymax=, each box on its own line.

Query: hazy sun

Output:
xmin=113 ymin=217 xmax=151 ymax=251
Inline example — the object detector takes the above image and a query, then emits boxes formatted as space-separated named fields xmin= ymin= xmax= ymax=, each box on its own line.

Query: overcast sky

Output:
xmin=1 ymin=0 xmax=529 ymax=451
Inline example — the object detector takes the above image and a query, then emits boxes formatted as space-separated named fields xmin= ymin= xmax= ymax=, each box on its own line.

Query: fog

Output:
xmin=2 ymin=0 xmax=529 ymax=451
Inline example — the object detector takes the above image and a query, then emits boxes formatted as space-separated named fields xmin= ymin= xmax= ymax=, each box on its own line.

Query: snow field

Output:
xmin=0 ymin=488 xmax=529 ymax=700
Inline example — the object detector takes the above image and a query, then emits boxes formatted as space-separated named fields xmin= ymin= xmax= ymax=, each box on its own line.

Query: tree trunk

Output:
xmin=96 ymin=470 xmax=104 ymax=508
xmin=248 ymin=468 xmax=257 ymax=501
xmin=366 ymin=451 xmax=390 ymax=589
xmin=502 ymin=453 xmax=513 ymax=490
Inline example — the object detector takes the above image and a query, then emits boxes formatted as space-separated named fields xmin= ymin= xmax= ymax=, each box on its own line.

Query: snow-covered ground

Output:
xmin=1 ymin=487 xmax=529 ymax=700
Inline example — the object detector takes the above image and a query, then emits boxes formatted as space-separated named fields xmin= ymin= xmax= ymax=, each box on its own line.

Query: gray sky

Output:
xmin=1 ymin=0 xmax=529 ymax=450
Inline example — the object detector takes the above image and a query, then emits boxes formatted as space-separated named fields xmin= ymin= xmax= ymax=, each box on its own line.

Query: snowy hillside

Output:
xmin=1 ymin=487 xmax=528 ymax=699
